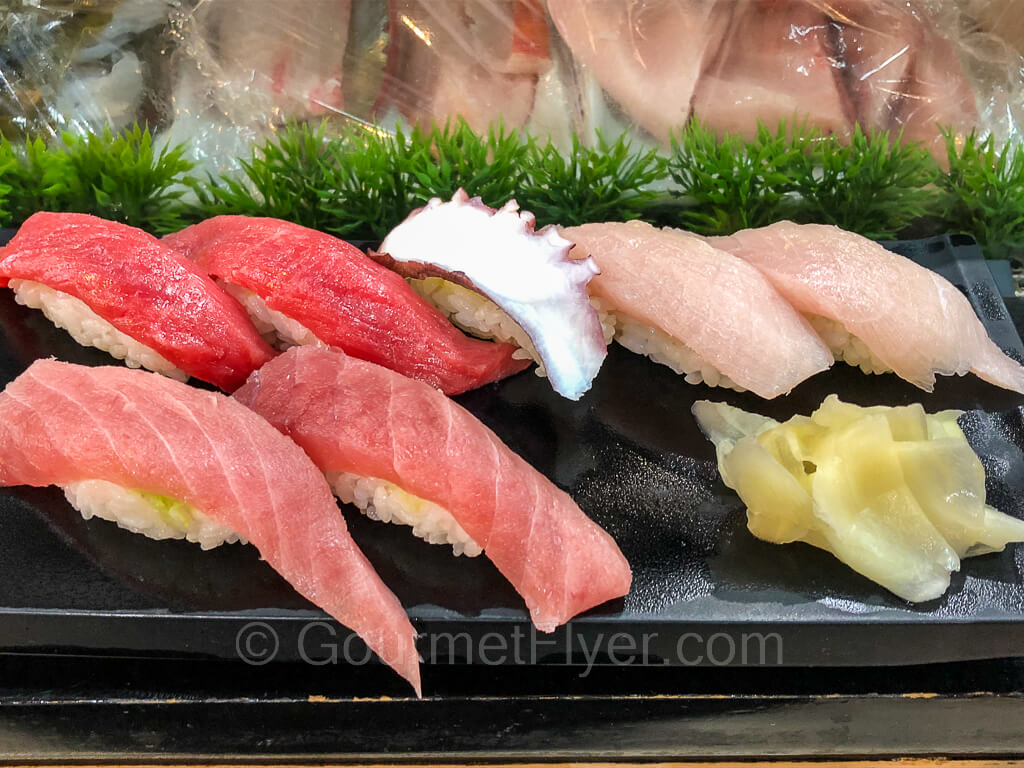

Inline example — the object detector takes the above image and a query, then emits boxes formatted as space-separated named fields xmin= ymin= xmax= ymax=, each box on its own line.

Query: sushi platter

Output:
xmin=1 ymin=224 xmax=1024 ymax=676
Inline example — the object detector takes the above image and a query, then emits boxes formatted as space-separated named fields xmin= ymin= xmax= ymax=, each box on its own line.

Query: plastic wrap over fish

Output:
xmin=541 ymin=0 xmax=1024 ymax=155
xmin=0 ymin=0 xmax=175 ymax=140
xmin=182 ymin=0 xmax=1023 ymax=158
xmin=2 ymin=0 xmax=1024 ymax=171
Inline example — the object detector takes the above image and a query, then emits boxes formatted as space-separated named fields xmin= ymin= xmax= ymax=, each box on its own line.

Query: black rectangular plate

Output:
xmin=1 ymin=230 xmax=1024 ymax=673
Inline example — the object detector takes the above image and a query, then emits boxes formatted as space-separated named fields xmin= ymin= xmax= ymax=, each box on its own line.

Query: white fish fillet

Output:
xmin=563 ymin=221 xmax=834 ymax=399
xmin=709 ymin=221 xmax=1024 ymax=394
xmin=547 ymin=0 xmax=732 ymax=142
xmin=691 ymin=0 xmax=851 ymax=141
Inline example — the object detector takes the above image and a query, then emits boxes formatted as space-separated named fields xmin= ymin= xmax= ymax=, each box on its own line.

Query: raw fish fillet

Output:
xmin=891 ymin=24 xmax=978 ymax=160
xmin=562 ymin=221 xmax=833 ymax=399
xmin=823 ymin=1 xmax=919 ymax=130
xmin=190 ymin=0 xmax=350 ymax=117
xmin=235 ymin=346 xmax=633 ymax=631
xmin=691 ymin=0 xmax=851 ymax=140
xmin=377 ymin=0 xmax=551 ymax=132
xmin=0 ymin=360 xmax=420 ymax=694
xmin=709 ymin=221 xmax=1024 ymax=394
xmin=163 ymin=216 xmax=528 ymax=395
xmin=547 ymin=0 xmax=732 ymax=142
xmin=0 ymin=213 xmax=274 ymax=391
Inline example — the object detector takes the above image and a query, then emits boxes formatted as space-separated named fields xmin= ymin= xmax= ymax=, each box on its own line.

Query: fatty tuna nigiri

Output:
xmin=235 ymin=346 xmax=633 ymax=631
xmin=164 ymin=216 xmax=528 ymax=395
xmin=0 ymin=360 xmax=420 ymax=694
xmin=0 ymin=213 xmax=274 ymax=391
xmin=562 ymin=221 xmax=833 ymax=399
xmin=709 ymin=221 xmax=1024 ymax=394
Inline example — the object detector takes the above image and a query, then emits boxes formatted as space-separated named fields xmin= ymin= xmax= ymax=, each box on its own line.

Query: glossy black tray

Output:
xmin=1 ymin=230 xmax=1023 ymax=673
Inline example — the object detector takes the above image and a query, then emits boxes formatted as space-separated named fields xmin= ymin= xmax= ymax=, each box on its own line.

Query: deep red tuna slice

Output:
xmin=0 ymin=213 xmax=274 ymax=391
xmin=163 ymin=216 xmax=529 ymax=396
xmin=0 ymin=360 xmax=421 ymax=694
xmin=235 ymin=346 xmax=633 ymax=632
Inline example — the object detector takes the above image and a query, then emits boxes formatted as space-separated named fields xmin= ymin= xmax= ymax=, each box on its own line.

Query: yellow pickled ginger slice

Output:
xmin=693 ymin=395 xmax=1024 ymax=602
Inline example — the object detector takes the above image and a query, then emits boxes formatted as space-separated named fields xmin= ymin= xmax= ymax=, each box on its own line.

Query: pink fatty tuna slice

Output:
xmin=235 ymin=346 xmax=633 ymax=632
xmin=0 ymin=360 xmax=420 ymax=694
xmin=0 ymin=212 xmax=275 ymax=392
xmin=691 ymin=0 xmax=852 ymax=140
xmin=562 ymin=221 xmax=833 ymax=399
xmin=547 ymin=0 xmax=734 ymax=143
xmin=709 ymin=221 xmax=1024 ymax=394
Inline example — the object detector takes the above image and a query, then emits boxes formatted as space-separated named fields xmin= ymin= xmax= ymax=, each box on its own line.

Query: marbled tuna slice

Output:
xmin=0 ymin=360 xmax=420 ymax=694
xmin=235 ymin=346 xmax=632 ymax=631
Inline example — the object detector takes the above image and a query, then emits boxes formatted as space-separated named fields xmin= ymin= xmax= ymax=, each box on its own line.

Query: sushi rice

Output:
xmin=412 ymin=276 xmax=747 ymax=392
xmin=328 ymin=471 xmax=482 ymax=557
xmin=63 ymin=479 xmax=243 ymax=549
xmin=10 ymin=279 xmax=187 ymax=381
xmin=63 ymin=470 xmax=481 ymax=557
xmin=220 ymin=282 xmax=327 ymax=351
xmin=808 ymin=315 xmax=891 ymax=376
xmin=592 ymin=297 xmax=743 ymax=391
xmin=410 ymin=276 xmax=616 ymax=377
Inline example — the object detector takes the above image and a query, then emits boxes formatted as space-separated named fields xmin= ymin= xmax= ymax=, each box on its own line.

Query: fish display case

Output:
xmin=1 ymin=231 xmax=1024 ymax=761
xmin=3 ymin=1 xmax=1023 ymax=173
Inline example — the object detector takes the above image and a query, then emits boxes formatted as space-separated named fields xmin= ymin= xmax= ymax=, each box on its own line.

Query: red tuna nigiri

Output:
xmin=164 ymin=216 xmax=529 ymax=395
xmin=235 ymin=345 xmax=633 ymax=631
xmin=0 ymin=360 xmax=420 ymax=694
xmin=0 ymin=213 xmax=274 ymax=391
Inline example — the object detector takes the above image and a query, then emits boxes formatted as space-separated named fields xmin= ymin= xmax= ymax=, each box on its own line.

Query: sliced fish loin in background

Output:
xmin=709 ymin=221 xmax=1024 ymax=394
xmin=191 ymin=0 xmax=351 ymax=116
xmin=163 ymin=215 xmax=528 ymax=396
xmin=891 ymin=23 xmax=978 ymax=160
xmin=546 ymin=0 xmax=733 ymax=143
xmin=823 ymin=1 xmax=920 ymax=130
xmin=158 ymin=0 xmax=352 ymax=175
xmin=0 ymin=212 xmax=274 ymax=391
xmin=235 ymin=346 xmax=633 ymax=632
xmin=692 ymin=0 xmax=852 ymax=139
xmin=375 ymin=0 xmax=551 ymax=132
xmin=562 ymin=221 xmax=833 ymax=399
xmin=0 ymin=360 xmax=421 ymax=694
xmin=376 ymin=190 xmax=608 ymax=401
